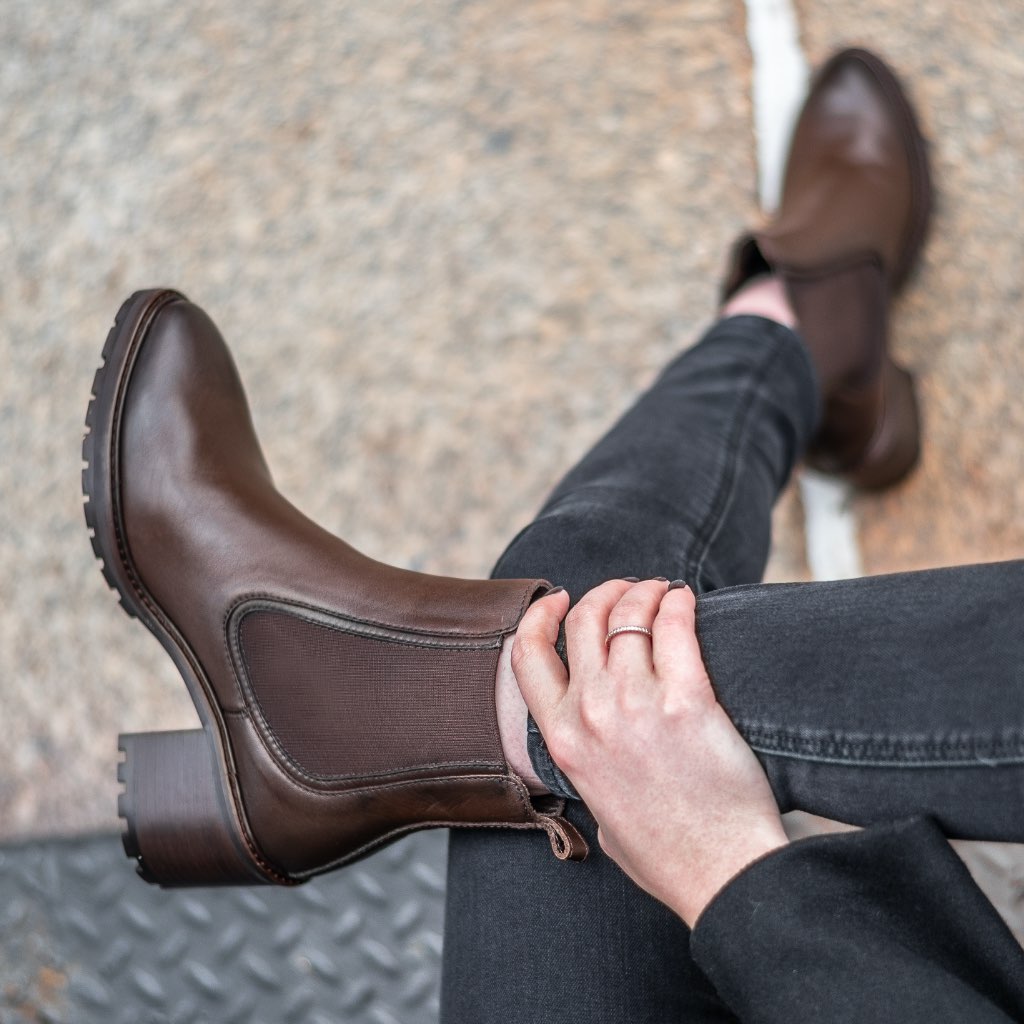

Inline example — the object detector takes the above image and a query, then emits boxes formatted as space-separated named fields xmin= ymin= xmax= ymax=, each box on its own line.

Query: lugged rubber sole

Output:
xmin=83 ymin=290 xmax=287 ymax=887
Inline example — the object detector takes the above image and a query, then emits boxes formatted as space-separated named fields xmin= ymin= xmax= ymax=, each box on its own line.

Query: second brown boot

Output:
xmin=83 ymin=289 xmax=587 ymax=887
xmin=723 ymin=48 xmax=933 ymax=489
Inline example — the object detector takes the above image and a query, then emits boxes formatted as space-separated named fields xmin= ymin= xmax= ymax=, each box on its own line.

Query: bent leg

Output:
xmin=443 ymin=315 xmax=813 ymax=1023
xmin=505 ymin=314 xmax=817 ymax=595
xmin=699 ymin=561 xmax=1024 ymax=841
xmin=507 ymin=314 xmax=1024 ymax=839
xmin=445 ymin=312 xmax=1024 ymax=1019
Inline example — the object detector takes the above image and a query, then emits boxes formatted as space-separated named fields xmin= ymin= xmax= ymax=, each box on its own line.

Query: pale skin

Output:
xmin=494 ymin=276 xmax=796 ymax=928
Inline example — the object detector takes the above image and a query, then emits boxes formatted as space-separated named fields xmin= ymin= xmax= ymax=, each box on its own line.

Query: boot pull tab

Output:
xmin=539 ymin=810 xmax=588 ymax=861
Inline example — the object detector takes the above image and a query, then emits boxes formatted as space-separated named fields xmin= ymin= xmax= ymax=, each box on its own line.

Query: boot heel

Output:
xmin=118 ymin=730 xmax=277 ymax=887
xmin=847 ymin=360 xmax=921 ymax=490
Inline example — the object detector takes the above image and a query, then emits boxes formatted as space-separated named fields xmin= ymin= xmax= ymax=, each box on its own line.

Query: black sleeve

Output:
xmin=688 ymin=816 xmax=1024 ymax=1023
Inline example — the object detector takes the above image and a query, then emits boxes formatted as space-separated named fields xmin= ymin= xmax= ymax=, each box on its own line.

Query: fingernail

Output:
xmin=651 ymin=576 xmax=669 ymax=582
xmin=667 ymin=580 xmax=689 ymax=591
xmin=544 ymin=586 xmax=566 ymax=597
xmin=621 ymin=576 xmax=640 ymax=583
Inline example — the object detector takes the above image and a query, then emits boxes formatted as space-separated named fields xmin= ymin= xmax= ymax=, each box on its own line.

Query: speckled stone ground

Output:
xmin=1 ymin=0 xmax=755 ymax=836
xmin=2 ymin=0 xmax=1022 ymax=936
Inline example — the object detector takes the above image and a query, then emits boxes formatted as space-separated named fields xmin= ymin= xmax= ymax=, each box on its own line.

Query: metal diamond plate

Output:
xmin=0 ymin=830 xmax=446 ymax=1024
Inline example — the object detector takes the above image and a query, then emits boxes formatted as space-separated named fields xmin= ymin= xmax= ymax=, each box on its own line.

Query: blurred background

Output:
xmin=1 ymin=0 xmax=1022 ymax=1020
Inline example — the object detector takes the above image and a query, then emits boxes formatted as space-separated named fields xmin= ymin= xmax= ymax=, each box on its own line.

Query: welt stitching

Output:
xmin=306 ymin=811 xmax=565 ymax=877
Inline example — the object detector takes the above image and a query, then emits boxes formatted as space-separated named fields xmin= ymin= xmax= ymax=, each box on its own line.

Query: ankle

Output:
xmin=495 ymin=635 xmax=550 ymax=795
xmin=720 ymin=275 xmax=798 ymax=330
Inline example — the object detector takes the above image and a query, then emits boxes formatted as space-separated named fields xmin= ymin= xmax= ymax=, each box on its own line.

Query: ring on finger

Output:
xmin=605 ymin=624 xmax=653 ymax=645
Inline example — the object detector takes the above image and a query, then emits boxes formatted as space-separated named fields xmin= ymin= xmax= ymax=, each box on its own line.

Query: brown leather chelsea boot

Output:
xmin=723 ymin=48 xmax=933 ymax=489
xmin=83 ymin=289 xmax=586 ymax=887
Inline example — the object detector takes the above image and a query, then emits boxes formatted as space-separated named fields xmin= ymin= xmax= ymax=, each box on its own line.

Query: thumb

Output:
xmin=511 ymin=588 xmax=571 ymax=734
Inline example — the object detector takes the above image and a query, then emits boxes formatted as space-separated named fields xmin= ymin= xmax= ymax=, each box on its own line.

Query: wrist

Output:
xmin=676 ymin=823 xmax=790 ymax=928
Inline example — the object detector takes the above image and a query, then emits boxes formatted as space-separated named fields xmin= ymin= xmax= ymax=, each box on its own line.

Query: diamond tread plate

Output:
xmin=0 ymin=831 xmax=446 ymax=1024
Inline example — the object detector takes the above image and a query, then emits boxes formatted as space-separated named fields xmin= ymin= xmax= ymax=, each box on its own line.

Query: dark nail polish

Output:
xmin=544 ymin=586 xmax=566 ymax=597
xmin=621 ymin=576 xmax=640 ymax=583
xmin=651 ymin=576 xmax=669 ymax=582
xmin=667 ymin=580 xmax=689 ymax=591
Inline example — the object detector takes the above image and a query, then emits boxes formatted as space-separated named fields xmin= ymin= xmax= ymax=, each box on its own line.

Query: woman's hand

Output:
xmin=512 ymin=578 xmax=788 ymax=928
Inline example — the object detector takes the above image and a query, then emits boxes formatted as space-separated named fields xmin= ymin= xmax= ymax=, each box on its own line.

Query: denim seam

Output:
xmin=685 ymin=327 xmax=800 ymax=591
xmin=742 ymin=722 xmax=1024 ymax=766
xmin=750 ymin=747 xmax=1024 ymax=769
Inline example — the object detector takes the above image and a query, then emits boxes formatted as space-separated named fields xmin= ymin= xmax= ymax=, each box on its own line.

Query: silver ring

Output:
xmin=605 ymin=625 xmax=653 ymax=645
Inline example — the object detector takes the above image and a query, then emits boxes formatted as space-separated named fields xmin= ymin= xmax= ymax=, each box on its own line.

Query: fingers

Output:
xmin=549 ymin=576 xmax=706 ymax=702
xmin=605 ymin=580 xmax=669 ymax=672
xmin=511 ymin=588 xmax=571 ymax=734
xmin=652 ymin=584 xmax=710 ymax=695
xmin=563 ymin=578 xmax=635 ymax=677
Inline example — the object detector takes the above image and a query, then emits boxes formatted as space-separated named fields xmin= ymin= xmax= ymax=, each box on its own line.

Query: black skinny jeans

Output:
xmin=441 ymin=315 xmax=1024 ymax=1022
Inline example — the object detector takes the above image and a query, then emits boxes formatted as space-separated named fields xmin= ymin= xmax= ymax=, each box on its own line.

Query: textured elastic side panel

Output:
xmin=236 ymin=606 xmax=502 ymax=778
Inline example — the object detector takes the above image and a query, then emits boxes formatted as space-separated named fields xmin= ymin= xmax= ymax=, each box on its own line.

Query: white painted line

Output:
xmin=799 ymin=471 xmax=865 ymax=580
xmin=743 ymin=0 xmax=864 ymax=580
xmin=743 ymin=0 xmax=809 ymax=212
